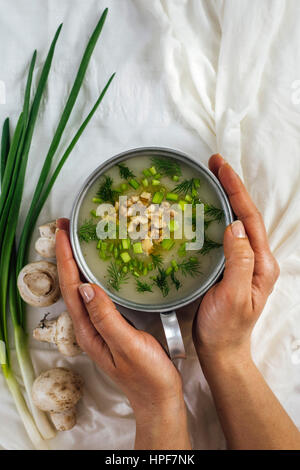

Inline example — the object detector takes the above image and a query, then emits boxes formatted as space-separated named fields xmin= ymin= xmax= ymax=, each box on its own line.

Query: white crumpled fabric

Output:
xmin=0 ymin=0 xmax=299 ymax=450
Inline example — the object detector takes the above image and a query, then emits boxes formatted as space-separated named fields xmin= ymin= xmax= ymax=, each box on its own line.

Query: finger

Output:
xmin=57 ymin=218 xmax=70 ymax=232
xmin=209 ymin=153 xmax=225 ymax=177
xmin=56 ymin=227 xmax=113 ymax=371
xmin=211 ymin=157 xmax=278 ymax=293
xmin=221 ymin=221 xmax=254 ymax=297
xmin=78 ymin=283 xmax=137 ymax=350
xmin=56 ymin=227 xmax=81 ymax=289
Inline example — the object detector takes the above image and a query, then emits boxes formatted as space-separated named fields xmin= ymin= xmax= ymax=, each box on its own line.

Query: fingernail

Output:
xmin=79 ymin=284 xmax=95 ymax=303
xmin=231 ymin=220 xmax=246 ymax=238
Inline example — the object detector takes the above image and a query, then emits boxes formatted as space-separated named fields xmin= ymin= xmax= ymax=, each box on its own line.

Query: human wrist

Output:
xmin=134 ymin=395 xmax=191 ymax=450
xmin=196 ymin=343 xmax=253 ymax=380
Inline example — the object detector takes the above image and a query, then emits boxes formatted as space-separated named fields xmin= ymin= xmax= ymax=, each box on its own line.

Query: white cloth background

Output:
xmin=0 ymin=0 xmax=299 ymax=450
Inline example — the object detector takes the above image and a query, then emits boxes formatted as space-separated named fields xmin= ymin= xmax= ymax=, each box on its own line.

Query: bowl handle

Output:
xmin=160 ymin=312 xmax=186 ymax=360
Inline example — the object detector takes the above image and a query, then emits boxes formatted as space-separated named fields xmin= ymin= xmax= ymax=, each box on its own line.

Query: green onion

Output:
xmin=120 ymin=252 xmax=131 ymax=263
xmin=0 ymin=118 xmax=10 ymax=183
xmin=143 ymin=169 xmax=152 ymax=177
xmin=0 ymin=50 xmax=56 ymax=445
xmin=16 ymin=9 xmax=109 ymax=278
xmin=179 ymin=200 xmax=187 ymax=211
xmin=152 ymin=191 xmax=164 ymax=204
xmin=169 ymin=220 xmax=179 ymax=232
xmin=133 ymin=242 xmax=143 ymax=254
xmin=142 ymin=266 xmax=148 ymax=276
xmin=151 ymin=179 xmax=160 ymax=186
xmin=129 ymin=178 xmax=140 ymax=190
xmin=142 ymin=178 xmax=149 ymax=187
xmin=120 ymin=183 xmax=128 ymax=191
xmin=161 ymin=239 xmax=175 ymax=250
xmin=122 ymin=239 xmax=130 ymax=250
xmin=1 ymin=8 xmax=115 ymax=447
xmin=166 ymin=192 xmax=178 ymax=202
xmin=149 ymin=166 xmax=157 ymax=176
xmin=165 ymin=266 xmax=173 ymax=276
xmin=92 ymin=197 xmax=102 ymax=203
xmin=171 ymin=260 xmax=179 ymax=271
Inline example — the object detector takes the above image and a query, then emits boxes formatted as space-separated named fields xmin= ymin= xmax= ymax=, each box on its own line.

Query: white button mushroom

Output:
xmin=33 ymin=312 xmax=81 ymax=357
xmin=35 ymin=221 xmax=57 ymax=258
xmin=32 ymin=368 xmax=84 ymax=431
xmin=17 ymin=261 xmax=60 ymax=307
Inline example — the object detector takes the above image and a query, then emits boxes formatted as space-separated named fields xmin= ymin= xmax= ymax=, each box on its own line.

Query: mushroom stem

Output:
xmin=50 ymin=408 xmax=77 ymax=431
xmin=33 ymin=311 xmax=81 ymax=357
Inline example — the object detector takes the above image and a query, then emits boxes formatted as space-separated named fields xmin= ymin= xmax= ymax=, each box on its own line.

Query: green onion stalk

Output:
xmin=0 ymin=7 xmax=115 ymax=448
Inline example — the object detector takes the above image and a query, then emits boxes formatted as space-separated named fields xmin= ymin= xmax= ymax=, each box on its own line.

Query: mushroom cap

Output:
xmin=39 ymin=221 xmax=56 ymax=239
xmin=56 ymin=312 xmax=81 ymax=357
xmin=32 ymin=368 xmax=84 ymax=413
xmin=17 ymin=261 xmax=60 ymax=307
xmin=35 ymin=237 xmax=56 ymax=258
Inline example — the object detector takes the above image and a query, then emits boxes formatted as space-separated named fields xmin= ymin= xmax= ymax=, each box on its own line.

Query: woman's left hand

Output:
xmin=55 ymin=218 xmax=191 ymax=450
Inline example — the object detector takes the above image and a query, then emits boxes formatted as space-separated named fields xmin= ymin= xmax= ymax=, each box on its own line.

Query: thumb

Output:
xmin=78 ymin=283 xmax=135 ymax=347
xmin=221 ymin=220 xmax=254 ymax=291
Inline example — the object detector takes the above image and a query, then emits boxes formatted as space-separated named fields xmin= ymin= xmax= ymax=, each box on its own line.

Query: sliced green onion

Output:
xmin=161 ymin=239 xmax=175 ymax=250
xmin=143 ymin=169 xmax=152 ymax=177
xmin=149 ymin=166 xmax=157 ymax=176
xmin=179 ymin=200 xmax=187 ymax=211
xmin=120 ymin=252 xmax=131 ymax=263
xmin=169 ymin=220 xmax=179 ymax=232
xmin=122 ymin=239 xmax=130 ymax=250
xmin=171 ymin=260 xmax=179 ymax=271
xmin=120 ymin=183 xmax=128 ymax=191
xmin=166 ymin=266 xmax=173 ymax=276
xmin=133 ymin=242 xmax=143 ymax=254
xmin=166 ymin=192 xmax=178 ymax=202
xmin=129 ymin=179 xmax=140 ymax=190
xmin=152 ymin=191 xmax=164 ymax=204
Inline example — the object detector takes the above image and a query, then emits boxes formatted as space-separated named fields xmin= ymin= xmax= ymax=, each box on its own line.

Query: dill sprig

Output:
xmin=204 ymin=204 xmax=224 ymax=223
xmin=199 ymin=237 xmax=222 ymax=256
xmin=151 ymin=157 xmax=181 ymax=177
xmin=151 ymin=253 xmax=163 ymax=269
xmin=97 ymin=175 xmax=119 ymax=204
xmin=178 ymin=258 xmax=201 ymax=277
xmin=117 ymin=163 xmax=135 ymax=180
xmin=153 ymin=268 xmax=169 ymax=297
xmin=107 ymin=262 xmax=129 ymax=292
xmin=173 ymin=178 xmax=198 ymax=196
xmin=170 ymin=271 xmax=182 ymax=290
xmin=78 ymin=219 xmax=97 ymax=242
xmin=136 ymin=279 xmax=153 ymax=293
